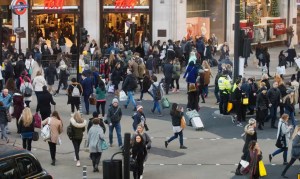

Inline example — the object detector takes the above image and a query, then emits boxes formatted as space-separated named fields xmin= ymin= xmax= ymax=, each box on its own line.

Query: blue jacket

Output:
xmin=81 ymin=77 xmax=93 ymax=96
xmin=0 ymin=93 xmax=12 ymax=108
xmin=196 ymin=40 xmax=205 ymax=53
xmin=184 ymin=66 xmax=198 ymax=84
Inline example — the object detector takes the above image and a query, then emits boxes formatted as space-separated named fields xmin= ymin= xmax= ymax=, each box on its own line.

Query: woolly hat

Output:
xmin=112 ymin=98 xmax=119 ymax=104
xmin=248 ymin=118 xmax=256 ymax=125
xmin=137 ymin=105 xmax=143 ymax=111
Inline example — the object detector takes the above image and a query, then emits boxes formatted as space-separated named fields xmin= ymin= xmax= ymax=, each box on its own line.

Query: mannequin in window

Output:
xmin=201 ymin=23 xmax=207 ymax=38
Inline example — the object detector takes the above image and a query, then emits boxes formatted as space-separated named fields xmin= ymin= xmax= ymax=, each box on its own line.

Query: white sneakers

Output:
xmin=140 ymin=175 xmax=143 ymax=179
xmin=74 ymin=156 xmax=77 ymax=161
xmin=76 ymin=161 xmax=81 ymax=167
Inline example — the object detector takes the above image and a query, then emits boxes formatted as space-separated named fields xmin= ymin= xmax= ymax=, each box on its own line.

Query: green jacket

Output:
xmin=172 ymin=63 xmax=181 ymax=79
xmin=70 ymin=117 xmax=87 ymax=140
xmin=96 ymin=87 xmax=106 ymax=100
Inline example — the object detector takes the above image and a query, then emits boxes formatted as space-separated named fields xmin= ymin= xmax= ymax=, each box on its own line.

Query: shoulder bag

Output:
xmin=275 ymin=123 xmax=286 ymax=148
xmin=41 ymin=117 xmax=52 ymax=141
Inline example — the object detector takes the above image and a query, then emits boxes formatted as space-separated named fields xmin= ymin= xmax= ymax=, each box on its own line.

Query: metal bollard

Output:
xmin=83 ymin=165 xmax=87 ymax=179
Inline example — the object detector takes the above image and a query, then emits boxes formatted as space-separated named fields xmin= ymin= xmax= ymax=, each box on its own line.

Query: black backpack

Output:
xmin=23 ymin=84 xmax=33 ymax=97
xmin=152 ymin=83 xmax=162 ymax=100
xmin=131 ymin=77 xmax=138 ymax=90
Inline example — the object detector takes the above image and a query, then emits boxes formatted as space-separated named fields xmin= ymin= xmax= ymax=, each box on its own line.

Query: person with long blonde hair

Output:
xmin=281 ymin=125 xmax=300 ymax=178
xmin=202 ymin=60 xmax=212 ymax=97
xmin=18 ymin=107 xmax=34 ymax=151
xmin=69 ymin=111 xmax=86 ymax=167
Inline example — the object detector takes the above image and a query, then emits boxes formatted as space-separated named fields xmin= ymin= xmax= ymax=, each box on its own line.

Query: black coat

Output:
xmin=36 ymin=91 xmax=56 ymax=113
xmin=170 ymin=111 xmax=183 ymax=127
xmin=14 ymin=60 xmax=26 ymax=78
xmin=256 ymin=93 xmax=269 ymax=110
xmin=45 ymin=66 xmax=58 ymax=85
xmin=67 ymin=83 xmax=82 ymax=105
xmin=163 ymin=63 xmax=173 ymax=80
xmin=141 ymin=76 xmax=152 ymax=93
xmin=122 ymin=74 xmax=137 ymax=92
xmin=242 ymin=125 xmax=257 ymax=154
xmin=286 ymin=49 xmax=296 ymax=63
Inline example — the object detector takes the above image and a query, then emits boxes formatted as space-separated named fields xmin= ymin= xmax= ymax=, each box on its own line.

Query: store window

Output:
xmin=103 ymin=0 xmax=149 ymax=6
xmin=240 ymin=0 xmax=286 ymax=43
xmin=31 ymin=0 xmax=80 ymax=7
xmin=186 ymin=0 xmax=226 ymax=44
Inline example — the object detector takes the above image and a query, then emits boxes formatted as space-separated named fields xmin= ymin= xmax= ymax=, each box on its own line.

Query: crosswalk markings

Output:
xmin=146 ymin=136 xmax=276 ymax=140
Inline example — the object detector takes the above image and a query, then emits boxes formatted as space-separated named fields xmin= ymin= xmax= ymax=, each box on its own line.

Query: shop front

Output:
xmin=186 ymin=0 xmax=226 ymax=43
xmin=27 ymin=0 xmax=83 ymax=51
xmin=1 ymin=0 xmax=13 ymax=46
xmin=100 ymin=0 xmax=152 ymax=47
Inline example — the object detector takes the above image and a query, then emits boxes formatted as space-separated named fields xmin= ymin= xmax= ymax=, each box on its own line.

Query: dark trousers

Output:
xmin=257 ymin=108 xmax=268 ymax=127
xmin=90 ymin=152 xmax=102 ymax=169
xmin=22 ymin=138 xmax=32 ymax=151
xmin=56 ymin=79 xmax=68 ymax=93
xmin=171 ymin=78 xmax=179 ymax=89
xmin=41 ymin=110 xmax=51 ymax=121
xmin=167 ymin=130 xmax=183 ymax=146
xmin=133 ymin=162 xmax=144 ymax=179
xmin=279 ymin=103 xmax=285 ymax=116
xmin=214 ymin=87 xmax=220 ymax=103
xmin=83 ymin=95 xmax=90 ymax=113
xmin=269 ymin=105 xmax=278 ymax=127
xmin=236 ymin=102 xmax=246 ymax=122
xmin=219 ymin=93 xmax=229 ymax=114
xmin=165 ymin=78 xmax=172 ymax=94
xmin=140 ymin=91 xmax=153 ymax=100
xmin=282 ymin=157 xmax=300 ymax=175
xmin=72 ymin=139 xmax=82 ymax=161
xmin=25 ymin=101 xmax=30 ymax=108
xmin=96 ymin=101 xmax=106 ymax=117
xmin=48 ymin=141 xmax=56 ymax=160
xmin=71 ymin=103 xmax=80 ymax=113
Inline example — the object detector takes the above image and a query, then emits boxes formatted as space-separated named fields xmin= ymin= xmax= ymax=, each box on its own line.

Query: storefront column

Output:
xmin=83 ymin=0 xmax=99 ymax=45
xmin=12 ymin=0 xmax=29 ymax=53
xmin=174 ymin=0 xmax=186 ymax=41
xmin=226 ymin=0 xmax=235 ymax=54
xmin=289 ymin=0 xmax=298 ymax=46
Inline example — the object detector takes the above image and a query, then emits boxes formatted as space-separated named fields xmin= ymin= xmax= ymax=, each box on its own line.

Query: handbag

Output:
xmin=89 ymin=95 xmax=97 ymax=105
xmin=41 ymin=117 xmax=52 ymax=141
xmin=100 ymin=138 xmax=109 ymax=150
xmin=32 ymin=131 xmax=39 ymax=141
xmin=242 ymin=98 xmax=249 ymax=105
xmin=119 ymin=90 xmax=127 ymax=102
xmin=259 ymin=160 xmax=267 ymax=177
xmin=239 ymin=160 xmax=250 ymax=175
xmin=130 ymin=156 xmax=137 ymax=171
xmin=144 ymin=123 xmax=149 ymax=131
xmin=161 ymin=97 xmax=170 ymax=109
xmin=181 ymin=116 xmax=186 ymax=129
xmin=276 ymin=123 xmax=286 ymax=148
xmin=34 ymin=113 xmax=42 ymax=128
xmin=6 ymin=109 xmax=12 ymax=122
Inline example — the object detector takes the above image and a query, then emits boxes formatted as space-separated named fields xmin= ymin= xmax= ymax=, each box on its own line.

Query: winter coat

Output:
xmin=70 ymin=117 xmax=86 ymax=140
xmin=286 ymin=48 xmax=296 ymax=63
xmin=242 ymin=124 xmax=257 ymax=154
xmin=96 ymin=87 xmax=106 ymax=101
xmin=138 ymin=63 xmax=145 ymax=79
xmin=163 ymin=63 xmax=173 ymax=80
xmin=132 ymin=112 xmax=146 ymax=130
xmin=20 ymin=82 xmax=33 ymax=101
xmin=42 ymin=117 xmax=63 ymax=144
xmin=67 ymin=82 xmax=83 ymax=105
xmin=291 ymin=135 xmax=300 ymax=159
xmin=0 ymin=106 xmax=7 ymax=125
xmin=256 ymin=93 xmax=269 ymax=110
xmin=141 ymin=75 xmax=152 ymax=93
xmin=278 ymin=54 xmax=287 ymax=66
xmin=284 ymin=96 xmax=294 ymax=112
xmin=0 ymin=93 xmax=12 ymax=108
xmin=267 ymin=87 xmax=281 ymax=105
xmin=107 ymin=105 xmax=122 ymax=124
xmin=131 ymin=132 xmax=152 ymax=149
xmin=131 ymin=61 xmax=139 ymax=78
xmin=12 ymin=93 xmax=24 ymax=120
xmin=31 ymin=61 xmax=44 ymax=80
xmin=261 ymin=79 xmax=270 ymax=90
xmin=45 ymin=66 xmax=58 ymax=85
xmin=203 ymin=69 xmax=211 ymax=85
xmin=81 ymin=77 xmax=93 ymax=96
xmin=172 ymin=63 xmax=181 ymax=80
xmin=19 ymin=117 xmax=34 ymax=134
xmin=88 ymin=125 xmax=104 ymax=153
xmin=291 ymin=80 xmax=299 ymax=104
xmin=14 ymin=60 xmax=26 ymax=78
xmin=87 ymin=117 xmax=106 ymax=134
xmin=131 ymin=142 xmax=147 ymax=169
xmin=277 ymin=119 xmax=292 ymax=147
xmin=122 ymin=74 xmax=137 ymax=92
xmin=184 ymin=66 xmax=198 ymax=84
xmin=111 ymin=68 xmax=123 ymax=85
xmin=36 ymin=91 xmax=56 ymax=113
xmin=32 ymin=76 xmax=46 ymax=92
xmin=145 ymin=58 xmax=153 ymax=71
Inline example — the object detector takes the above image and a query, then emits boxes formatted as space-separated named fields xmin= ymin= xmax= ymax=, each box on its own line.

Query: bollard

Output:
xmin=103 ymin=159 xmax=122 ymax=179
xmin=83 ymin=165 xmax=87 ymax=179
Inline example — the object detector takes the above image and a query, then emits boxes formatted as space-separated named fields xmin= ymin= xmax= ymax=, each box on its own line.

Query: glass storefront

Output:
xmin=1 ymin=0 xmax=12 ymax=46
xmin=186 ymin=0 xmax=226 ymax=43
xmin=100 ymin=0 xmax=151 ymax=47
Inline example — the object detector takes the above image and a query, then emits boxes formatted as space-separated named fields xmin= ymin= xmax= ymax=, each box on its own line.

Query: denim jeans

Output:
xmin=269 ymin=105 xmax=278 ymax=126
xmin=126 ymin=91 xmax=136 ymax=109
xmin=272 ymin=147 xmax=288 ymax=162
xmin=152 ymin=100 xmax=161 ymax=113
xmin=285 ymin=109 xmax=296 ymax=127
xmin=203 ymin=85 xmax=208 ymax=96
xmin=0 ymin=124 xmax=8 ymax=141
xmin=167 ymin=130 xmax=183 ymax=146
xmin=109 ymin=122 xmax=123 ymax=147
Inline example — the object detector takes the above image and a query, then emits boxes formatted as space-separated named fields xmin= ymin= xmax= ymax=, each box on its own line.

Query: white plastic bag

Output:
xmin=108 ymin=84 xmax=115 ymax=93
xmin=41 ymin=117 xmax=51 ymax=141
xmin=119 ymin=90 xmax=127 ymax=102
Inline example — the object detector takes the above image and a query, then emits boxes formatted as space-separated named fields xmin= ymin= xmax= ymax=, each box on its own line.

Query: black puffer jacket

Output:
xmin=267 ymin=88 xmax=281 ymax=105
xmin=122 ymin=74 xmax=137 ymax=92
xmin=170 ymin=111 xmax=183 ymax=127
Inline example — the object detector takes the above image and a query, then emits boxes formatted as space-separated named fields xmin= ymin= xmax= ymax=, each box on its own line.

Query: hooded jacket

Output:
xmin=70 ymin=117 xmax=87 ymax=140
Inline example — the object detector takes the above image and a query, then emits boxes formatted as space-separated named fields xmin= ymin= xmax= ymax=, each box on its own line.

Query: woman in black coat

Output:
xmin=187 ymin=83 xmax=199 ymax=111
xmin=131 ymin=134 xmax=147 ymax=179
xmin=278 ymin=50 xmax=287 ymax=68
xmin=256 ymin=87 xmax=269 ymax=130
xmin=36 ymin=86 xmax=56 ymax=120
xmin=111 ymin=63 xmax=123 ymax=92
xmin=286 ymin=47 xmax=297 ymax=67
xmin=138 ymin=73 xmax=153 ymax=101
xmin=67 ymin=78 xmax=83 ymax=113
xmin=45 ymin=64 xmax=58 ymax=94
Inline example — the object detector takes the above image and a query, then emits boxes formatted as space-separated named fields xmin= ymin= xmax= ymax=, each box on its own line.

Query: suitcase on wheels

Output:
xmin=191 ymin=117 xmax=204 ymax=131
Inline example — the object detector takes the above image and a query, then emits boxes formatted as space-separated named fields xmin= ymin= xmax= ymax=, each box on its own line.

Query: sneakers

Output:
xmin=158 ymin=114 xmax=163 ymax=117
xmin=180 ymin=145 xmax=187 ymax=149
xmin=137 ymin=99 xmax=142 ymax=102
xmin=269 ymin=154 xmax=272 ymax=163
xmin=76 ymin=161 xmax=81 ymax=167
xmin=164 ymin=141 xmax=168 ymax=148
xmin=236 ymin=122 xmax=243 ymax=127
xmin=140 ymin=175 xmax=143 ymax=179
xmin=74 ymin=156 xmax=77 ymax=162
xmin=231 ymin=116 xmax=236 ymax=124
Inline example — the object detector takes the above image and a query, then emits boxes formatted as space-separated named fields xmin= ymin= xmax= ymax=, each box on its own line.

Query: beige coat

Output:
xmin=138 ymin=63 xmax=145 ymax=78
xmin=42 ymin=117 xmax=63 ymax=144
xmin=291 ymin=80 xmax=299 ymax=104
xmin=31 ymin=61 xmax=44 ymax=80
xmin=131 ymin=61 xmax=139 ymax=78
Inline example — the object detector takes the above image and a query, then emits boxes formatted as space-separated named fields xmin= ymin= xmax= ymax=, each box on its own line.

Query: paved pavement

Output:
xmin=2 ymin=45 xmax=300 ymax=179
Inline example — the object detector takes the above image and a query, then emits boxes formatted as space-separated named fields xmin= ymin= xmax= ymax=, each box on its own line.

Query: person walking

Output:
xmin=18 ymin=108 xmax=34 ymax=151
xmin=0 ymin=101 xmax=9 ymax=143
xmin=107 ymin=98 xmax=123 ymax=148
xmin=246 ymin=140 xmax=263 ymax=179
xmin=20 ymin=77 xmax=33 ymax=107
xmin=12 ymin=91 xmax=24 ymax=133
xmin=281 ymin=125 xmax=300 ymax=178
xmin=45 ymin=63 xmax=58 ymax=94
xmin=42 ymin=111 xmax=63 ymax=166
xmin=87 ymin=117 xmax=105 ymax=172
xmin=32 ymin=71 xmax=47 ymax=109
xmin=132 ymin=105 xmax=146 ymax=131
xmin=171 ymin=58 xmax=181 ymax=93
xmin=183 ymin=61 xmax=197 ymax=92
xmin=256 ymin=87 xmax=269 ymax=130
xmin=232 ymin=81 xmax=246 ymax=127
xmin=95 ymin=79 xmax=106 ymax=117
xmin=267 ymin=82 xmax=281 ymax=128
xmin=111 ymin=62 xmax=123 ymax=95
xmin=87 ymin=112 xmax=106 ymax=134
xmin=81 ymin=72 xmax=93 ymax=115
xmin=37 ymin=86 xmax=56 ymax=120
xmin=53 ymin=64 xmax=69 ymax=96
xmin=131 ymin=134 xmax=148 ymax=179
xmin=269 ymin=114 xmax=292 ymax=165
xmin=148 ymin=75 xmax=163 ymax=117
xmin=69 ymin=111 xmax=87 ymax=167
xmin=67 ymin=78 xmax=83 ymax=113
xmin=122 ymin=69 xmax=138 ymax=111
xmin=163 ymin=60 xmax=174 ymax=95
xmin=283 ymin=89 xmax=296 ymax=127
xmin=137 ymin=71 xmax=152 ymax=102
xmin=164 ymin=103 xmax=187 ymax=149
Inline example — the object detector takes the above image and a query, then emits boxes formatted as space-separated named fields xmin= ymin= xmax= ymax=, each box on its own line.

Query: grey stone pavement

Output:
xmin=2 ymin=45 xmax=300 ymax=179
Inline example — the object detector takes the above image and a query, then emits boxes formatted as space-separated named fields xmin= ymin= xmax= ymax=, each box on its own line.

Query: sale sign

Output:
xmin=44 ymin=0 xmax=64 ymax=9
xmin=274 ymin=23 xmax=286 ymax=35
xmin=115 ymin=0 xmax=136 ymax=9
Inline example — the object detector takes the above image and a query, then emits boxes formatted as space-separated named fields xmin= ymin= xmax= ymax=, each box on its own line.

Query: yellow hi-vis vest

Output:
xmin=218 ymin=76 xmax=231 ymax=93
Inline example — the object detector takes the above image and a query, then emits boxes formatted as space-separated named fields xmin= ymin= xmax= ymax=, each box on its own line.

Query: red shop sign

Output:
xmin=274 ymin=23 xmax=286 ymax=35
xmin=115 ymin=0 xmax=136 ymax=9
xmin=44 ymin=0 xmax=64 ymax=9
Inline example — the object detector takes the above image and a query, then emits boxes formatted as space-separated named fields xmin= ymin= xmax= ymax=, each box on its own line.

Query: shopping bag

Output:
xmin=108 ymin=84 xmax=115 ymax=93
xmin=161 ymin=97 xmax=170 ymax=109
xmin=242 ymin=98 xmax=249 ymax=105
xmin=180 ymin=116 xmax=186 ymax=129
xmin=119 ymin=90 xmax=127 ymax=102
xmin=89 ymin=95 xmax=97 ymax=105
xmin=34 ymin=113 xmax=42 ymax=128
xmin=9 ymin=105 xmax=14 ymax=115
xmin=6 ymin=109 xmax=12 ymax=122
xmin=239 ymin=160 xmax=250 ymax=175
xmin=227 ymin=102 xmax=233 ymax=112
xmin=259 ymin=160 xmax=267 ymax=177
xmin=41 ymin=117 xmax=52 ymax=141
xmin=276 ymin=66 xmax=286 ymax=75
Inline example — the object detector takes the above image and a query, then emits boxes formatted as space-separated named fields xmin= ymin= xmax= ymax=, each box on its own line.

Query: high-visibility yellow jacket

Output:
xmin=218 ymin=76 xmax=231 ymax=94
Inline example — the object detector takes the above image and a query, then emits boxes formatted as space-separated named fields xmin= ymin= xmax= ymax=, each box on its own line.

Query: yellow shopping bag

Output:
xmin=242 ymin=98 xmax=249 ymax=105
xmin=259 ymin=160 xmax=267 ymax=177
xmin=227 ymin=102 xmax=233 ymax=112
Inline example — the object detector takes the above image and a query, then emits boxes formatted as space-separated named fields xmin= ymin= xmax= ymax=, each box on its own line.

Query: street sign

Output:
xmin=15 ymin=27 xmax=24 ymax=34
xmin=10 ymin=0 xmax=28 ymax=15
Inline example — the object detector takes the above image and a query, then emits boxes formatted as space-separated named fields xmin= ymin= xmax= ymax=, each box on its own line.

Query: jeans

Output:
xmin=48 ymin=141 xmax=56 ymax=160
xmin=126 ymin=91 xmax=136 ymax=109
xmin=109 ymin=122 xmax=123 ymax=146
xmin=90 ymin=152 xmax=102 ymax=169
xmin=22 ymin=138 xmax=32 ymax=151
xmin=72 ymin=139 xmax=82 ymax=161
xmin=285 ymin=109 xmax=296 ymax=127
xmin=269 ymin=105 xmax=278 ymax=126
xmin=214 ymin=87 xmax=220 ymax=103
xmin=272 ymin=147 xmax=288 ymax=163
xmin=203 ymin=85 xmax=208 ymax=96
xmin=83 ymin=95 xmax=90 ymax=113
xmin=0 ymin=124 xmax=8 ymax=141
xmin=282 ymin=157 xmax=300 ymax=175
xmin=140 ymin=91 xmax=153 ymax=100
xmin=167 ymin=130 xmax=183 ymax=146
xmin=96 ymin=101 xmax=106 ymax=116
xmin=152 ymin=100 xmax=161 ymax=114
